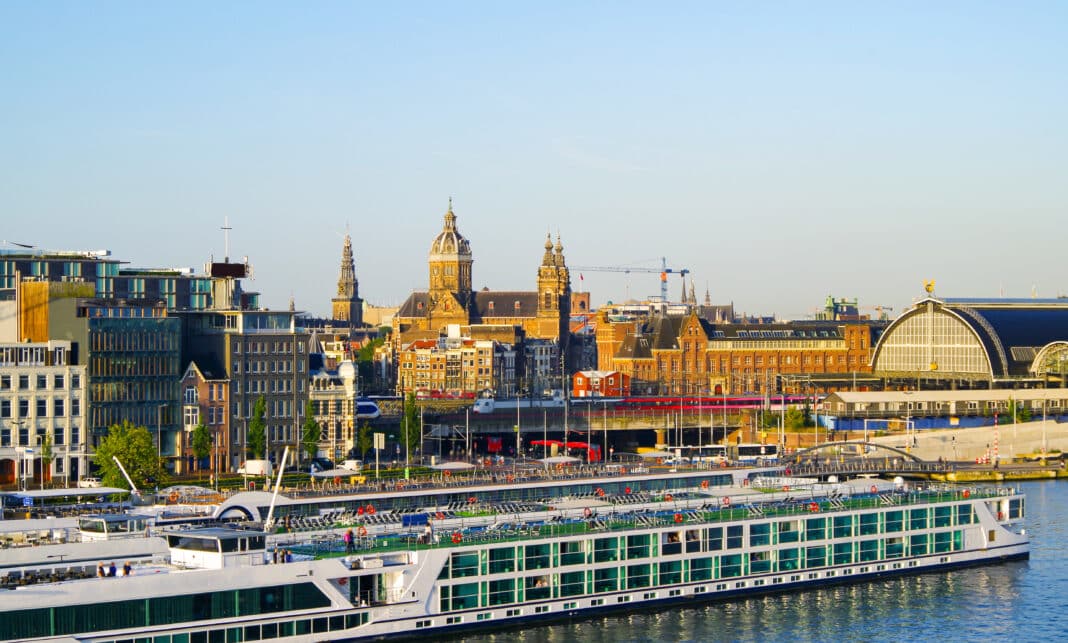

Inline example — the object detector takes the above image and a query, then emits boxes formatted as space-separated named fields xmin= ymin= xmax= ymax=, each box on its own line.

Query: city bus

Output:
xmin=730 ymin=443 xmax=779 ymax=465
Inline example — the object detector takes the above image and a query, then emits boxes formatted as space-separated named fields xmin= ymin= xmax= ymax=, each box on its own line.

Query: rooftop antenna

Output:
xmin=221 ymin=217 xmax=232 ymax=262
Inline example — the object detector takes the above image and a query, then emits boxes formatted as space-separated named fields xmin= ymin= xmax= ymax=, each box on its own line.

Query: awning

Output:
xmin=431 ymin=461 xmax=476 ymax=471
xmin=537 ymin=455 xmax=581 ymax=465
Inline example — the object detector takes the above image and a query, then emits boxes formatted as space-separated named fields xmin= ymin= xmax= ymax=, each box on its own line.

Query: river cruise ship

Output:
xmin=0 ymin=470 xmax=1028 ymax=642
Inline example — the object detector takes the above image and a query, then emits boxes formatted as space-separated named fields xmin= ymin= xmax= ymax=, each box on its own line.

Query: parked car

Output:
xmin=78 ymin=477 xmax=101 ymax=488
xmin=308 ymin=458 xmax=335 ymax=473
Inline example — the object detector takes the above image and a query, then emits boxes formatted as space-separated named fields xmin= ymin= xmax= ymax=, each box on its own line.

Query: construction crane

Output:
xmin=572 ymin=257 xmax=690 ymax=303
xmin=862 ymin=305 xmax=894 ymax=321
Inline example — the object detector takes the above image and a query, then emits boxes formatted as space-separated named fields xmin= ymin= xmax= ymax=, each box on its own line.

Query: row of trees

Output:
xmin=90 ymin=393 xmax=402 ymax=491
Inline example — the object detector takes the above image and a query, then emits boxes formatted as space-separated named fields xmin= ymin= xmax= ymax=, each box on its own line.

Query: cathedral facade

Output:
xmin=392 ymin=202 xmax=572 ymax=393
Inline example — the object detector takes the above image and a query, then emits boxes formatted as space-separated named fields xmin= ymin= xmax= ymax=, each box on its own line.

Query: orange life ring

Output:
xmin=785 ymin=468 xmax=792 ymax=476
xmin=624 ymin=487 xmax=632 ymax=495
xmin=963 ymin=489 xmax=970 ymax=499
xmin=722 ymin=496 xmax=731 ymax=507
xmin=673 ymin=513 xmax=683 ymax=523
xmin=782 ymin=485 xmax=790 ymax=492
xmin=468 ymin=496 xmax=477 ymax=504
xmin=358 ymin=525 xmax=367 ymax=537
xmin=620 ymin=467 xmax=627 ymax=475
xmin=333 ymin=476 xmax=341 ymax=485
xmin=743 ymin=478 xmax=750 ymax=487
xmin=700 ymin=480 xmax=710 ymax=489
xmin=436 ymin=512 xmax=445 ymax=520
xmin=444 ymin=470 xmax=451 ymax=477
xmin=808 ymin=502 xmax=819 ymax=512
xmin=357 ymin=506 xmax=365 ymax=516
xmin=367 ymin=505 xmax=376 ymax=515
xmin=596 ymin=487 xmax=605 ymax=497
xmin=452 ymin=532 xmax=462 ymax=544
xmin=719 ymin=460 xmax=727 ymax=468
xmin=168 ymin=492 xmax=179 ymax=503
xmin=665 ymin=494 xmax=673 ymax=502
xmin=997 ymin=511 xmax=1004 ymax=520
xmin=870 ymin=485 xmax=878 ymax=494
xmin=506 ymin=474 xmax=515 ymax=483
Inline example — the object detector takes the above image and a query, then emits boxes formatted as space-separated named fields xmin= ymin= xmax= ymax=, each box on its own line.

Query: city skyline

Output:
xmin=3 ymin=3 xmax=1066 ymax=319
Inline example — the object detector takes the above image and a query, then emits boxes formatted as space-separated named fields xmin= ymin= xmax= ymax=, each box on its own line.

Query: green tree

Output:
xmin=40 ymin=433 xmax=54 ymax=488
xmin=191 ymin=422 xmax=213 ymax=480
xmin=247 ymin=396 xmax=267 ymax=459
xmin=356 ymin=421 xmax=373 ymax=460
xmin=399 ymin=392 xmax=421 ymax=461
xmin=301 ymin=400 xmax=320 ymax=463
xmin=784 ymin=408 xmax=808 ymax=430
xmin=92 ymin=420 xmax=168 ymax=491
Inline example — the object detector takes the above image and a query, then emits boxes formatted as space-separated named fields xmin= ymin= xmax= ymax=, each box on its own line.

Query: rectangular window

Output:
xmin=54 ymin=399 xmax=65 ymax=417
xmin=54 ymin=374 xmax=65 ymax=389
xmin=37 ymin=374 xmax=48 ymax=389
xmin=37 ymin=399 xmax=48 ymax=417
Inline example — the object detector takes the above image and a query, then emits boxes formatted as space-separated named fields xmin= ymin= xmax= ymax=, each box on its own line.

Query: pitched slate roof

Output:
xmin=397 ymin=292 xmax=432 ymax=317
xmin=472 ymin=291 xmax=539 ymax=319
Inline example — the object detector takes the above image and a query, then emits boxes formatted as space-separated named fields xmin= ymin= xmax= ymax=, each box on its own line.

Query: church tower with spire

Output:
xmin=536 ymin=233 xmax=572 ymax=342
xmin=427 ymin=199 xmax=473 ymax=322
xmin=331 ymin=233 xmax=364 ymax=327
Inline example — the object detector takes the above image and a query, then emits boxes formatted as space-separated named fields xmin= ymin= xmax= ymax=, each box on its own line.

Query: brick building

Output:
xmin=598 ymin=310 xmax=883 ymax=396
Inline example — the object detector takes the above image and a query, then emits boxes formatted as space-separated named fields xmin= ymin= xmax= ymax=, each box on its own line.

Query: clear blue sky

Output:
xmin=3 ymin=2 xmax=1066 ymax=319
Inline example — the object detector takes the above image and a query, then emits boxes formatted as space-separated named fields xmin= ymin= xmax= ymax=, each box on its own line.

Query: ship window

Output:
xmin=934 ymin=506 xmax=953 ymax=528
xmin=749 ymin=523 xmax=771 ymax=547
xmin=805 ymin=518 xmax=826 ymax=540
xmin=778 ymin=548 xmax=801 ymax=572
xmin=909 ymin=508 xmax=929 ymax=530
xmin=594 ymin=567 xmax=619 ymax=593
xmin=858 ymin=513 xmax=879 ymax=536
xmin=626 ymin=534 xmax=651 ymax=559
xmin=706 ymin=527 xmax=723 ymax=551
xmin=858 ymin=539 xmax=880 ymax=562
xmin=725 ymin=525 xmax=744 ymax=549
xmin=626 ymin=564 xmax=652 ymax=588
xmin=933 ymin=532 xmax=953 ymax=553
xmin=593 ymin=537 xmax=619 ymax=562
xmin=659 ymin=560 xmax=683 ymax=585
xmin=956 ymin=504 xmax=974 ymax=525
xmin=488 ymin=547 xmax=516 ymax=574
xmin=884 ymin=510 xmax=904 ymax=533
xmin=488 ymin=578 xmax=516 ymax=606
xmin=560 ymin=571 xmax=585 ymax=597
xmin=909 ymin=534 xmax=929 ymax=556
xmin=525 ymin=543 xmax=551 ymax=569
xmin=450 ymin=551 xmax=480 ymax=578
xmin=719 ymin=553 xmax=743 ymax=578
xmin=805 ymin=546 xmax=826 ymax=569
xmin=833 ymin=515 xmax=853 ymax=538
xmin=690 ymin=557 xmax=713 ymax=582
xmin=832 ymin=542 xmax=853 ymax=565
xmin=885 ymin=537 xmax=906 ymax=558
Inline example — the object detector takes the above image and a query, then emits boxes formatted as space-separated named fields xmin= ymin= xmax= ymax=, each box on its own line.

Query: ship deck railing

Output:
xmin=285 ymin=485 xmax=1015 ymax=560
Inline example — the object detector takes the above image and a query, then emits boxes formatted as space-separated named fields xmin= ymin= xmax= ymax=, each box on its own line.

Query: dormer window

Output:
xmin=488 ymin=301 xmax=495 ymax=312
xmin=515 ymin=301 xmax=522 ymax=311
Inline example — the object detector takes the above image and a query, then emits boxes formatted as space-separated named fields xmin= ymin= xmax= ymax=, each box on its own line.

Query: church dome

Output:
xmin=429 ymin=201 xmax=472 ymax=260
